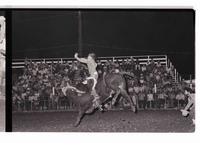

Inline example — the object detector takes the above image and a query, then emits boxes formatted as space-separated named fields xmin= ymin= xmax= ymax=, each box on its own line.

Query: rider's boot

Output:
xmin=91 ymin=90 xmax=103 ymax=111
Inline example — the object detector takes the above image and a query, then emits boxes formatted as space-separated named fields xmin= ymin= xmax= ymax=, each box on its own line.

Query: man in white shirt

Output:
xmin=147 ymin=90 xmax=154 ymax=108
xmin=181 ymin=87 xmax=195 ymax=125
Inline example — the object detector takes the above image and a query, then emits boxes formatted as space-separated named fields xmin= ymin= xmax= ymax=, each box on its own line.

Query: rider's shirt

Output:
xmin=76 ymin=57 xmax=98 ymax=92
xmin=86 ymin=60 xmax=97 ymax=78
xmin=79 ymin=59 xmax=98 ymax=79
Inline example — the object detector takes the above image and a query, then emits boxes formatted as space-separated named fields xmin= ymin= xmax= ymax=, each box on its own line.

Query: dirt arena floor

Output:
xmin=0 ymin=98 xmax=5 ymax=131
xmin=12 ymin=110 xmax=195 ymax=132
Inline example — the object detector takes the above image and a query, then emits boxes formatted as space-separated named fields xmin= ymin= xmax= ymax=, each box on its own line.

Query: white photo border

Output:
xmin=0 ymin=0 xmax=199 ymax=143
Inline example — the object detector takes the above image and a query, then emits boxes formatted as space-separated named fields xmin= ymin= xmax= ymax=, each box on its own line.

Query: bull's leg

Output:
xmin=74 ymin=108 xmax=85 ymax=127
xmin=109 ymin=90 xmax=115 ymax=98
xmin=74 ymin=104 xmax=94 ymax=127
xmin=111 ymin=90 xmax=120 ymax=106
xmin=120 ymin=89 xmax=137 ymax=113
xmin=85 ymin=105 xmax=95 ymax=114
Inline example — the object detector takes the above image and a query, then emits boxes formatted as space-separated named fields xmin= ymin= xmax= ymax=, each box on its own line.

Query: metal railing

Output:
xmin=12 ymin=97 xmax=187 ymax=112
xmin=12 ymin=55 xmax=168 ymax=68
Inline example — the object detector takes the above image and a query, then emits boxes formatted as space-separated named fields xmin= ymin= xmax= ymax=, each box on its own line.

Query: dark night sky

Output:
xmin=11 ymin=9 xmax=195 ymax=79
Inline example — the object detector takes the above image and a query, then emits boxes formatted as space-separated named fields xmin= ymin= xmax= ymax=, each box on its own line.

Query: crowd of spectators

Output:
xmin=12 ymin=57 xmax=193 ymax=111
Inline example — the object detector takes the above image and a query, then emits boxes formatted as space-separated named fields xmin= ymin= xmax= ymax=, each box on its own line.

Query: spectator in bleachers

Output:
xmin=138 ymin=84 xmax=146 ymax=109
xmin=175 ymin=90 xmax=186 ymax=108
xmin=135 ymin=59 xmax=140 ymax=71
xmin=141 ymin=64 xmax=147 ymax=74
xmin=168 ymin=87 xmax=176 ymax=108
xmin=130 ymin=58 xmax=135 ymax=71
xmin=181 ymin=87 xmax=195 ymax=124
xmin=127 ymin=86 xmax=136 ymax=107
xmin=139 ymin=73 xmax=145 ymax=84
xmin=147 ymin=90 xmax=154 ymax=109
xmin=147 ymin=59 xmax=155 ymax=72
xmin=157 ymin=89 xmax=167 ymax=108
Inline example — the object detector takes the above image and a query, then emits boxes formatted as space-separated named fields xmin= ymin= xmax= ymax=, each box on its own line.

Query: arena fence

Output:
xmin=12 ymin=97 xmax=187 ymax=112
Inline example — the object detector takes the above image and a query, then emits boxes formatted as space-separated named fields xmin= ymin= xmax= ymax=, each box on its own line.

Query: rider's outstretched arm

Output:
xmin=74 ymin=53 xmax=88 ymax=64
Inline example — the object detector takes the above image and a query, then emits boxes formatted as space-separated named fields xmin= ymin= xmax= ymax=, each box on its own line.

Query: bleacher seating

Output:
xmin=12 ymin=55 xmax=190 ymax=112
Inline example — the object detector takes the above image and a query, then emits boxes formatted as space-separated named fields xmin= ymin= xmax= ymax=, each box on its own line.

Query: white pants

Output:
xmin=84 ymin=72 xmax=98 ymax=90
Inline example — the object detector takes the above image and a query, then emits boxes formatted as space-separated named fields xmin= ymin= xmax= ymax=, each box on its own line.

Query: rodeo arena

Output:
xmin=11 ymin=11 xmax=195 ymax=132
xmin=12 ymin=54 xmax=195 ymax=132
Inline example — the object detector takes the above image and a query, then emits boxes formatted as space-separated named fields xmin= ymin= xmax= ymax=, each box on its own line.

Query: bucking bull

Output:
xmin=62 ymin=72 xmax=137 ymax=126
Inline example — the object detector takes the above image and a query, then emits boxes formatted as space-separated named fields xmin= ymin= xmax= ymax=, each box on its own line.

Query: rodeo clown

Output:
xmin=74 ymin=52 xmax=103 ymax=111
xmin=181 ymin=87 xmax=195 ymax=125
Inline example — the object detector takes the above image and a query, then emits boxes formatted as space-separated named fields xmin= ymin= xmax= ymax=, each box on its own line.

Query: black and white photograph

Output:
xmin=0 ymin=11 xmax=5 ymax=132
xmin=11 ymin=9 xmax=195 ymax=132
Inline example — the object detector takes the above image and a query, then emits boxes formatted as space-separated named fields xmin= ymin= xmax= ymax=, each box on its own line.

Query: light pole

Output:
xmin=78 ymin=10 xmax=82 ymax=56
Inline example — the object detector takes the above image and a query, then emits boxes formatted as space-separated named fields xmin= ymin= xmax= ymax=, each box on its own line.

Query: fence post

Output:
xmin=167 ymin=59 xmax=169 ymax=68
xmin=177 ymin=72 xmax=179 ymax=83
xmin=154 ymin=84 xmax=157 ymax=94
xmin=147 ymin=56 xmax=150 ymax=65
xmin=44 ymin=100 xmax=46 ymax=110
xmin=48 ymin=99 xmax=50 ymax=110
xmin=17 ymin=102 xmax=19 ymax=111
xmin=165 ymin=55 xmax=167 ymax=67
xmin=24 ymin=101 xmax=26 ymax=111
xmin=174 ymin=69 xmax=177 ymax=83
xmin=31 ymin=101 xmax=32 ymax=111
xmin=178 ymin=100 xmax=180 ymax=109
xmin=51 ymin=64 xmax=52 ymax=74
xmin=52 ymin=87 xmax=55 ymax=96
xmin=150 ymin=100 xmax=152 ymax=109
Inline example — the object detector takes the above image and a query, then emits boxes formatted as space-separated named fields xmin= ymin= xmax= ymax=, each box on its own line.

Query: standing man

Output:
xmin=181 ymin=87 xmax=195 ymax=125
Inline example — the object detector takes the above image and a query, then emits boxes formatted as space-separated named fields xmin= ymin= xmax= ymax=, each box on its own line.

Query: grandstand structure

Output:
xmin=12 ymin=54 xmax=182 ymax=83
